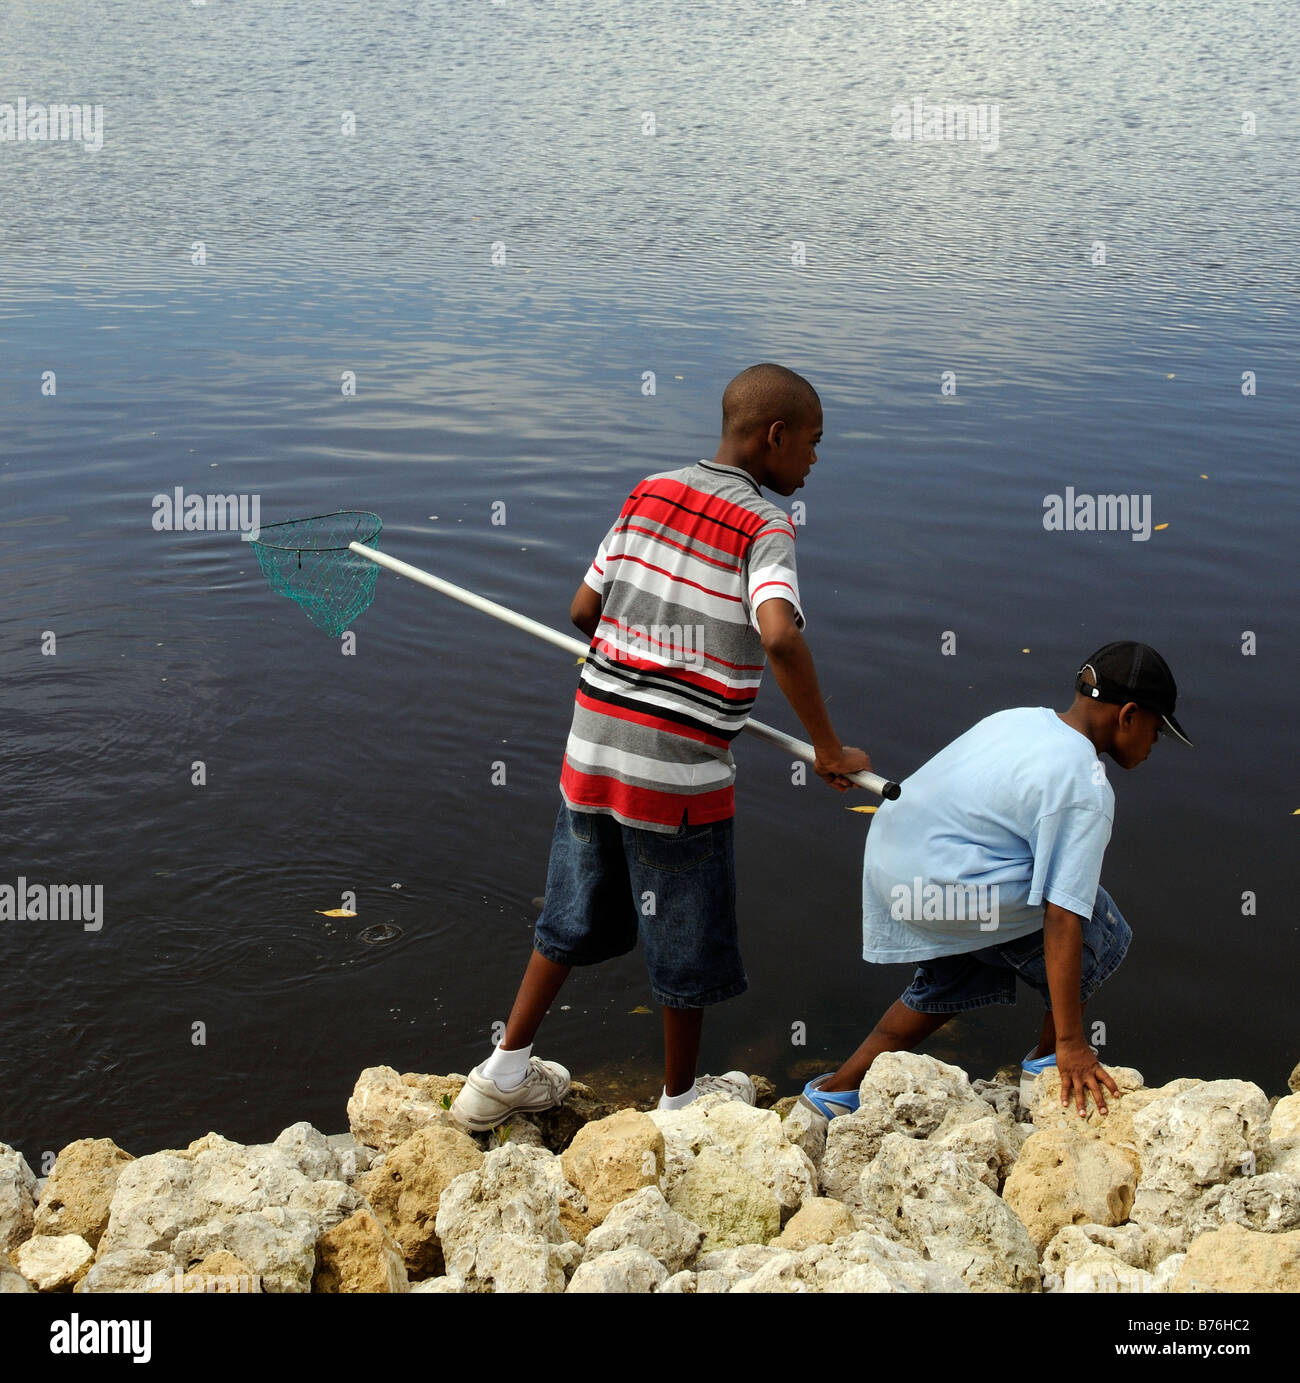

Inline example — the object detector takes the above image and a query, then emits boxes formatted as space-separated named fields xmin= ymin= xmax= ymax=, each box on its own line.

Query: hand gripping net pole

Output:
xmin=249 ymin=511 xmax=383 ymax=636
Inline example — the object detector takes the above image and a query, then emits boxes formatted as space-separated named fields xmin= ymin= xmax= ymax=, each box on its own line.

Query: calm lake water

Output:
xmin=2 ymin=1 xmax=1297 ymax=1161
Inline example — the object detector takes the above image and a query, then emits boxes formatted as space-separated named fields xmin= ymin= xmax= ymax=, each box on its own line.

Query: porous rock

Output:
xmin=693 ymin=1242 xmax=798 ymax=1288
xmin=779 ymin=1099 xmax=827 ymax=1168
xmin=0 ymin=1249 xmax=34 ymax=1292
xmin=1042 ymin=1221 xmax=1179 ymax=1279
xmin=560 ymin=1109 xmax=663 ymax=1225
xmin=657 ymin=1268 xmax=732 ymax=1293
xmin=820 ymin=1053 xmax=991 ymax=1203
xmin=346 ymin=1067 xmax=463 ymax=1154
xmin=33 ymin=1138 xmax=134 ymax=1248
xmin=1026 ymin=1067 xmax=1167 ymax=1157
xmin=651 ymin=1097 xmax=816 ymax=1218
xmin=857 ymin=1133 xmax=1040 ymax=1292
xmin=355 ymin=1124 xmax=483 ymax=1278
xmin=1172 ymin=1221 xmax=1300 ymax=1292
xmin=1002 ymin=1127 xmax=1139 ymax=1253
xmin=0 ymin=1142 xmax=38 ymax=1253
xmin=1131 ymin=1080 xmax=1271 ymax=1247
xmin=12 ymin=1233 xmax=95 ymax=1291
xmin=567 ymin=1244 xmax=667 ymax=1293
xmin=313 ymin=1208 xmax=410 ymax=1293
xmin=168 ymin=1250 xmax=260 ymax=1291
xmin=666 ymin=1146 xmax=781 ymax=1251
xmin=76 ymin=1249 xmax=176 ymax=1293
xmin=581 ymin=1185 xmax=703 ymax=1273
xmin=1189 ymin=1172 xmax=1300 ymax=1237
xmin=171 ymin=1206 xmax=320 ymax=1292
xmin=972 ymin=1077 xmax=1023 ymax=1124
xmin=527 ymin=1082 xmax=617 ymax=1154
xmin=732 ymin=1229 xmax=967 ymax=1294
xmin=434 ymin=1143 xmax=581 ymax=1293
xmin=770 ymin=1196 xmax=858 ymax=1250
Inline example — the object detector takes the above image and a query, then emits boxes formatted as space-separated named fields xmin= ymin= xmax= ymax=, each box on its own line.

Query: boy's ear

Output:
xmin=1116 ymin=701 xmax=1142 ymax=730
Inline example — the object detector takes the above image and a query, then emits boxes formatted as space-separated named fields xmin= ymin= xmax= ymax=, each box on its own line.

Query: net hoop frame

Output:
xmin=249 ymin=510 xmax=383 ymax=553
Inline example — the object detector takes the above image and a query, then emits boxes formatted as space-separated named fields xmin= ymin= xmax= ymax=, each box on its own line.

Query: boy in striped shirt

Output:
xmin=452 ymin=364 xmax=872 ymax=1130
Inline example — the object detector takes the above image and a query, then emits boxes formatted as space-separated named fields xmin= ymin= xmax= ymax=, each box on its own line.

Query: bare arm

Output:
xmin=1043 ymin=901 xmax=1119 ymax=1115
xmin=756 ymin=599 xmax=871 ymax=789
xmin=570 ymin=583 xmax=602 ymax=641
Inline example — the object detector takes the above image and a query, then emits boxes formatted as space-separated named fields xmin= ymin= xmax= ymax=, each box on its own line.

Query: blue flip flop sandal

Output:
xmin=800 ymin=1073 xmax=860 ymax=1119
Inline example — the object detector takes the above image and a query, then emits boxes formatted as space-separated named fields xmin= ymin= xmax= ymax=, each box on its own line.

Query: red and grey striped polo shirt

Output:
xmin=559 ymin=460 xmax=804 ymax=832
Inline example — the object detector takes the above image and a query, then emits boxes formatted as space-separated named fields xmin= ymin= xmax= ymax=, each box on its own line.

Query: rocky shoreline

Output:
xmin=4 ymin=1054 xmax=1299 ymax=1294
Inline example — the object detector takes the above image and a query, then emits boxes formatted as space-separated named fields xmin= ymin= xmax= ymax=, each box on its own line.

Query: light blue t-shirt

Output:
xmin=863 ymin=707 xmax=1114 ymax=963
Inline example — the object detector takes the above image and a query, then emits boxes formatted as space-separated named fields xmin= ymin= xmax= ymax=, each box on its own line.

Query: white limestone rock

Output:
xmin=657 ymin=1268 xmax=732 ymax=1293
xmin=649 ymin=1097 xmax=815 ymax=1219
xmin=693 ymin=1242 xmax=799 ymax=1289
xmin=857 ymin=1133 xmax=1040 ymax=1292
xmin=581 ymin=1186 xmax=704 ymax=1274
xmin=567 ymin=1244 xmax=668 ymax=1293
xmin=820 ymin=1052 xmax=991 ymax=1205
xmin=75 ymin=1249 xmax=177 ymax=1293
xmin=1189 ymin=1173 xmax=1300 ymax=1237
xmin=12 ymin=1233 xmax=95 ymax=1292
xmin=780 ymin=1099 xmax=827 ymax=1169
xmin=0 ymin=1249 xmax=34 ymax=1293
xmin=731 ymin=1229 xmax=967 ymax=1294
xmin=433 ymin=1143 xmax=580 ymax=1294
xmin=1131 ymin=1080 xmax=1272 ymax=1248
xmin=264 ymin=1123 xmax=341 ymax=1182
xmin=0 ymin=1143 xmax=38 ymax=1254
xmin=170 ymin=1206 xmax=319 ymax=1293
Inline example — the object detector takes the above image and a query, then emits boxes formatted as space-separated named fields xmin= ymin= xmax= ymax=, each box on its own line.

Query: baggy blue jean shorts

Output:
xmin=532 ymin=804 xmax=747 ymax=1009
xmin=899 ymin=886 xmax=1132 ymax=1014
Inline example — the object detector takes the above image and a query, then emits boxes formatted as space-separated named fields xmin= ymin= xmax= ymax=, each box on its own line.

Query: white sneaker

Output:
xmin=449 ymin=1057 xmax=571 ymax=1132
xmin=695 ymin=1071 xmax=755 ymax=1105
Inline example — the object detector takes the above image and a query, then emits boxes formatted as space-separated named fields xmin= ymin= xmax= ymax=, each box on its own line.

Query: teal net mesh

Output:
xmin=249 ymin=511 xmax=383 ymax=637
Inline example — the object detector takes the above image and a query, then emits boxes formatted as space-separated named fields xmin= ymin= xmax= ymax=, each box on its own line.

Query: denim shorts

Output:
xmin=532 ymin=804 xmax=746 ymax=1009
xmin=899 ymin=886 xmax=1131 ymax=1014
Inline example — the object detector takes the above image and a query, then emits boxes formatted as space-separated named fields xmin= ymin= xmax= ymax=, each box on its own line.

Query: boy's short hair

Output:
xmin=721 ymin=363 xmax=821 ymax=437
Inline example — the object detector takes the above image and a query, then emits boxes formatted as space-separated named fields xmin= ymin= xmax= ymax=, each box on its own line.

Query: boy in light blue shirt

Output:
xmin=803 ymin=642 xmax=1192 ymax=1118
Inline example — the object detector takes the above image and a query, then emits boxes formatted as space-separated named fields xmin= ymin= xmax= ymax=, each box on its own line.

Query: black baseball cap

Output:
xmin=1075 ymin=641 xmax=1193 ymax=747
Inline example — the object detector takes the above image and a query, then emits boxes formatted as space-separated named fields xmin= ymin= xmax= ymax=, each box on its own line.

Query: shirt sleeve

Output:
xmin=582 ymin=520 xmax=619 ymax=596
xmin=1026 ymin=805 xmax=1113 ymax=918
xmin=744 ymin=518 xmax=804 ymax=632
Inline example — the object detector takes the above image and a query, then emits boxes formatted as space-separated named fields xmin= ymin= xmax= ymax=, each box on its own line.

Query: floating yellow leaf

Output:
xmin=317 ymin=908 xmax=357 ymax=917
xmin=575 ymin=656 xmax=586 ymax=665
xmin=1200 ymin=474 xmax=1208 ymax=480
xmin=847 ymin=804 xmax=878 ymax=814
xmin=629 ymin=1004 xmax=653 ymax=1014
xmin=1154 ymin=522 xmax=1169 ymax=531
xmin=1021 ymin=648 xmax=1030 ymax=654
xmin=1166 ymin=373 xmax=1176 ymax=379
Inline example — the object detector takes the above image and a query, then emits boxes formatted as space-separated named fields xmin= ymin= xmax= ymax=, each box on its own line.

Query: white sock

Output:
xmin=658 ymin=1082 xmax=698 ymax=1111
xmin=482 ymin=1043 xmax=532 ymax=1090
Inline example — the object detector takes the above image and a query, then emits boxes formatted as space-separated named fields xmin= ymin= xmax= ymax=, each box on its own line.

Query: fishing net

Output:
xmin=249 ymin=511 xmax=383 ymax=636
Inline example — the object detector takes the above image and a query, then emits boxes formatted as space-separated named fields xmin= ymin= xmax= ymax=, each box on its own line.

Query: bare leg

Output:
xmin=662 ymin=1006 xmax=704 ymax=1096
xmin=501 ymin=949 xmax=571 ymax=1050
xmin=818 ymin=1000 xmax=952 ymax=1092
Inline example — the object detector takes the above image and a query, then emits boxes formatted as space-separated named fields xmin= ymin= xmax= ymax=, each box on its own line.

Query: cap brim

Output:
xmin=1161 ymin=712 xmax=1193 ymax=748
